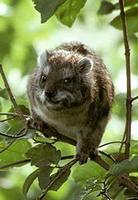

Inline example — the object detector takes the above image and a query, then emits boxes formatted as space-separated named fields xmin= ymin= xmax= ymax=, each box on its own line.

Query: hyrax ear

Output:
xmin=37 ymin=50 xmax=50 ymax=68
xmin=78 ymin=57 xmax=93 ymax=74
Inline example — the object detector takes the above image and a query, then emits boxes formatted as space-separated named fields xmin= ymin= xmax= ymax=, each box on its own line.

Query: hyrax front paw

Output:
xmin=27 ymin=117 xmax=44 ymax=130
xmin=89 ymin=149 xmax=98 ymax=160
xmin=76 ymin=151 xmax=89 ymax=165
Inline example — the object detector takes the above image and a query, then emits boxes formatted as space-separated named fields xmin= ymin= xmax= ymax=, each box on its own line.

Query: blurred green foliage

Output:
xmin=0 ymin=0 xmax=138 ymax=200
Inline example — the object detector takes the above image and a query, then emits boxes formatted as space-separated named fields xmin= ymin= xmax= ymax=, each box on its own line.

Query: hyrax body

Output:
xmin=27 ymin=41 xmax=114 ymax=164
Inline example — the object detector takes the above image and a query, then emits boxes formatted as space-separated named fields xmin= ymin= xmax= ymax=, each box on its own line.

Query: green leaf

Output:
xmin=110 ymin=7 xmax=138 ymax=33
xmin=80 ymin=178 xmax=102 ymax=200
xmin=9 ymin=104 xmax=30 ymax=115
xmin=50 ymin=168 xmax=71 ymax=191
xmin=109 ymin=156 xmax=138 ymax=176
xmin=107 ymin=177 xmax=125 ymax=199
xmin=32 ymin=0 xmax=66 ymax=23
xmin=26 ymin=143 xmax=61 ymax=167
xmin=124 ymin=0 xmax=138 ymax=7
xmin=0 ymin=140 xmax=31 ymax=166
xmin=7 ymin=119 xmax=24 ymax=132
xmin=17 ymin=105 xmax=30 ymax=115
xmin=72 ymin=161 xmax=106 ymax=183
xmin=38 ymin=167 xmax=70 ymax=196
xmin=38 ymin=166 xmax=53 ymax=189
xmin=0 ymin=88 xmax=8 ymax=100
xmin=125 ymin=176 xmax=138 ymax=198
xmin=23 ymin=169 xmax=39 ymax=198
xmin=98 ymin=1 xmax=115 ymax=15
xmin=56 ymin=0 xmax=87 ymax=27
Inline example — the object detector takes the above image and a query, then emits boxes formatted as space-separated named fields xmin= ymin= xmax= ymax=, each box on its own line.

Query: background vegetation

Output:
xmin=0 ymin=0 xmax=138 ymax=199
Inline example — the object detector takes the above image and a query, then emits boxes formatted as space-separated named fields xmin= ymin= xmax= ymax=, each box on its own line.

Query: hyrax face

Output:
xmin=35 ymin=50 xmax=93 ymax=110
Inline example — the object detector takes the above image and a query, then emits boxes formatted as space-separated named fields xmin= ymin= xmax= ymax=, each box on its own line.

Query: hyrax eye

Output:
xmin=64 ymin=78 xmax=72 ymax=85
xmin=41 ymin=75 xmax=47 ymax=82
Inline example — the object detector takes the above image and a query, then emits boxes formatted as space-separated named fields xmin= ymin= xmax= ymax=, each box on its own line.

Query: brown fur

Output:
xmin=27 ymin=41 xmax=114 ymax=164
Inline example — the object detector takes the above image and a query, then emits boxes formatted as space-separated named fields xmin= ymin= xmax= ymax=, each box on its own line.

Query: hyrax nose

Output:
xmin=45 ymin=91 xmax=56 ymax=99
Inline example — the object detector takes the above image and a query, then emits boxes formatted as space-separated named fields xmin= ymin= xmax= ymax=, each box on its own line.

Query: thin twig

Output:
xmin=99 ymin=141 xmax=123 ymax=148
xmin=0 ymin=128 xmax=27 ymax=139
xmin=0 ymin=64 xmax=25 ymax=122
xmin=0 ymin=112 xmax=19 ymax=116
xmin=61 ymin=155 xmax=74 ymax=160
xmin=119 ymin=132 xmax=126 ymax=155
xmin=99 ymin=150 xmax=115 ymax=162
xmin=0 ymin=159 xmax=31 ymax=169
xmin=0 ymin=131 xmax=23 ymax=139
xmin=131 ymin=96 xmax=138 ymax=103
xmin=0 ymin=112 xmax=29 ymax=118
xmin=0 ymin=127 xmax=28 ymax=154
xmin=0 ymin=112 xmax=30 ymax=118
xmin=0 ymin=139 xmax=15 ymax=153
xmin=0 ymin=116 xmax=16 ymax=122
xmin=119 ymin=0 xmax=132 ymax=159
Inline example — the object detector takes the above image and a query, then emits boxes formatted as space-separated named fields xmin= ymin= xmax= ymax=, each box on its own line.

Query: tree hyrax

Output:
xmin=27 ymin=41 xmax=114 ymax=164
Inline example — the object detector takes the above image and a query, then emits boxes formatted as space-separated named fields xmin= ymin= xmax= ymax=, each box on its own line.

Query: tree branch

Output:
xmin=0 ymin=64 xmax=25 ymax=122
xmin=119 ymin=0 xmax=132 ymax=159
xmin=131 ymin=96 xmax=138 ymax=103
